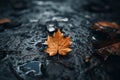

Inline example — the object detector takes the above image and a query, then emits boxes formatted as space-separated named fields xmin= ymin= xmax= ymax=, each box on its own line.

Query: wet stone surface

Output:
xmin=0 ymin=0 xmax=120 ymax=80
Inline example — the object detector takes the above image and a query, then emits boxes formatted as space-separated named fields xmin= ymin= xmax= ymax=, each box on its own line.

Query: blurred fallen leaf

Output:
xmin=91 ymin=21 xmax=120 ymax=49
xmin=97 ymin=42 xmax=120 ymax=56
xmin=0 ymin=18 xmax=11 ymax=24
xmin=92 ymin=21 xmax=120 ymax=31
xmin=91 ymin=21 xmax=120 ymax=56
xmin=44 ymin=28 xmax=72 ymax=56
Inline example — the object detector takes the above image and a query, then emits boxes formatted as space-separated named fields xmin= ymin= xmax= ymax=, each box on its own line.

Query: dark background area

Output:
xmin=0 ymin=0 xmax=120 ymax=80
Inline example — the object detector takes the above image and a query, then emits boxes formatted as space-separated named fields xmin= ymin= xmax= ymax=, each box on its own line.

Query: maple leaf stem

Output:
xmin=58 ymin=54 xmax=60 ymax=61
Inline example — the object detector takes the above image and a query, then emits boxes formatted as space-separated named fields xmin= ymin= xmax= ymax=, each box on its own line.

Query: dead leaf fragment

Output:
xmin=93 ymin=21 xmax=120 ymax=31
xmin=85 ymin=56 xmax=91 ymax=62
xmin=45 ymin=28 xmax=72 ymax=56
xmin=0 ymin=18 xmax=11 ymax=24
xmin=91 ymin=21 xmax=120 ymax=49
xmin=97 ymin=42 xmax=120 ymax=56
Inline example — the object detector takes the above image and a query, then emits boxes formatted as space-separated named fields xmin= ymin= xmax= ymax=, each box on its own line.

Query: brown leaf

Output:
xmin=91 ymin=21 xmax=120 ymax=49
xmin=0 ymin=18 xmax=11 ymax=24
xmin=92 ymin=21 xmax=120 ymax=31
xmin=44 ymin=28 xmax=72 ymax=56
xmin=97 ymin=42 xmax=120 ymax=56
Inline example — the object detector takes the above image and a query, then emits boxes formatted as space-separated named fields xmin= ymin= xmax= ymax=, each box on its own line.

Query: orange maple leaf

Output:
xmin=44 ymin=28 xmax=72 ymax=56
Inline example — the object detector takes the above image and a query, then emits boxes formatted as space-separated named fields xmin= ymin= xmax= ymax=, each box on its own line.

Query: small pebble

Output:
xmin=46 ymin=21 xmax=58 ymax=32
xmin=52 ymin=16 xmax=69 ymax=22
